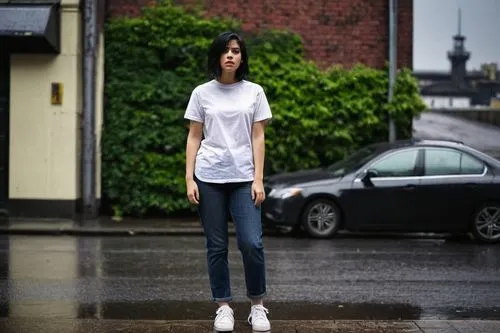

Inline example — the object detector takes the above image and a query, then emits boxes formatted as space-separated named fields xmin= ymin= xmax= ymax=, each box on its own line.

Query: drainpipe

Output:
xmin=388 ymin=0 xmax=397 ymax=142
xmin=82 ymin=0 xmax=97 ymax=220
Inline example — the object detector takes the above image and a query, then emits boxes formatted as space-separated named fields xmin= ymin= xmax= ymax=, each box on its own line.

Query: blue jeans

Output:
xmin=195 ymin=177 xmax=267 ymax=302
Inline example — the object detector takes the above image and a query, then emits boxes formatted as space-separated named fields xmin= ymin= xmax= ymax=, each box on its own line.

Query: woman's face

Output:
xmin=219 ymin=39 xmax=242 ymax=75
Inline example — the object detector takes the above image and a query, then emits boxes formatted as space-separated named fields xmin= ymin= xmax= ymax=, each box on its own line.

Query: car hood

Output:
xmin=265 ymin=168 xmax=340 ymax=188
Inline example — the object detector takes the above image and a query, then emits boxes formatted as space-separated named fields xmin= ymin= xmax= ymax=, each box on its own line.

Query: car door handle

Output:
xmin=403 ymin=184 xmax=416 ymax=191
xmin=465 ymin=183 xmax=478 ymax=188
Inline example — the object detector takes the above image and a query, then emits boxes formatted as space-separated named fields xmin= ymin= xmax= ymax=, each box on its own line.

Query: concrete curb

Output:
xmin=0 ymin=227 xmax=474 ymax=244
xmin=0 ymin=227 xmax=210 ymax=236
xmin=0 ymin=218 xmax=473 ymax=241
xmin=0 ymin=218 xmax=215 ymax=236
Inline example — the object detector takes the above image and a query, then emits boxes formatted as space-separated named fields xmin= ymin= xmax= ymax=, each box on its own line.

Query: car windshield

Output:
xmin=327 ymin=144 xmax=384 ymax=176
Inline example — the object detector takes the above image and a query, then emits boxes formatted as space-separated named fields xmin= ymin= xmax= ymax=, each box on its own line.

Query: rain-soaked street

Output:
xmin=0 ymin=233 xmax=499 ymax=332
xmin=413 ymin=112 xmax=500 ymax=158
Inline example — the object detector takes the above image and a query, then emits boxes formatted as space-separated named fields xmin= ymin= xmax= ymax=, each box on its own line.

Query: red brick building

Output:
xmin=106 ymin=0 xmax=413 ymax=69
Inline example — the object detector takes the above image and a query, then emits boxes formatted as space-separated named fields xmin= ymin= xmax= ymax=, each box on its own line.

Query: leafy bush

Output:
xmin=102 ymin=0 xmax=426 ymax=217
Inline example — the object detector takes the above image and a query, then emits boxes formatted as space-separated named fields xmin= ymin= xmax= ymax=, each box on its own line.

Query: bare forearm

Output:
xmin=252 ymin=135 xmax=265 ymax=181
xmin=185 ymin=136 xmax=201 ymax=180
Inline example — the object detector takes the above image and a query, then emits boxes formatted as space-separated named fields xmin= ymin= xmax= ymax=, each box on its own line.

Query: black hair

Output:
xmin=207 ymin=31 xmax=249 ymax=81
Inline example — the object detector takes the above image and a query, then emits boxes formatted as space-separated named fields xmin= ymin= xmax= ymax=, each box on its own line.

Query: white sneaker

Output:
xmin=214 ymin=305 xmax=234 ymax=332
xmin=248 ymin=304 xmax=271 ymax=331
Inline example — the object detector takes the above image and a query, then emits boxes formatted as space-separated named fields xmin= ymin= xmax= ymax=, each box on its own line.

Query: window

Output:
xmin=328 ymin=144 xmax=381 ymax=176
xmin=425 ymin=149 xmax=460 ymax=175
xmin=370 ymin=149 xmax=419 ymax=177
xmin=424 ymin=148 xmax=485 ymax=176
xmin=460 ymin=154 xmax=484 ymax=174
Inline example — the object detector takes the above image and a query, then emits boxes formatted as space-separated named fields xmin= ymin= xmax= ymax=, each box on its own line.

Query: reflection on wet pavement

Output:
xmin=0 ymin=300 xmax=423 ymax=321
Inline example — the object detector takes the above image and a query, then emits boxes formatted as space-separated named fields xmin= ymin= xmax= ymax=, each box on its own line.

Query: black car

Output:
xmin=262 ymin=139 xmax=500 ymax=243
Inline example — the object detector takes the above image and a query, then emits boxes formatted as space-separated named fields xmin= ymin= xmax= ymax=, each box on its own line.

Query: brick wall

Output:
xmin=106 ymin=0 xmax=413 ymax=70
xmin=106 ymin=0 xmax=154 ymax=18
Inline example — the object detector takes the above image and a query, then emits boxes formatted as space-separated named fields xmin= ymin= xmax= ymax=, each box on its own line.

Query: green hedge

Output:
xmin=102 ymin=0 xmax=426 ymax=217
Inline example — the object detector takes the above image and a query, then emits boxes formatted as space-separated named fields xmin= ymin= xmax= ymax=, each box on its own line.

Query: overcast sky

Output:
xmin=413 ymin=0 xmax=500 ymax=71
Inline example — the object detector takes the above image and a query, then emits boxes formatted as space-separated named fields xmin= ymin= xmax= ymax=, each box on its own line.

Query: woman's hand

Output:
xmin=252 ymin=180 xmax=265 ymax=207
xmin=186 ymin=179 xmax=199 ymax=205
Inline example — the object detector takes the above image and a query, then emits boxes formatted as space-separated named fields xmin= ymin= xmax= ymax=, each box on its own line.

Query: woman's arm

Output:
xmin=185 ymin=120 xmax=203 ymax=204
xmin=251 ymin=120 xmax=268 ymax=206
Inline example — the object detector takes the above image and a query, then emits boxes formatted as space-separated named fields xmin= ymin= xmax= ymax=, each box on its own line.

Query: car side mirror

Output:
xmin=361 ymin=169 xmax=378 ymax=185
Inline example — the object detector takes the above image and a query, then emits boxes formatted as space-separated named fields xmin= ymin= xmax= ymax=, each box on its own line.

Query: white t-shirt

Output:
xmin=184 ymin=79 xmax=272 ymax=183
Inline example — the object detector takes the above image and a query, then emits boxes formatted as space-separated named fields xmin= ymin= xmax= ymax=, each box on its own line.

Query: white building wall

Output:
xmin=423 ymin=96 xmax=471 ymax=109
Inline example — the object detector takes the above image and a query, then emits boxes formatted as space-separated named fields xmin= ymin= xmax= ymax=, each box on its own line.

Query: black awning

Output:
xmin=0 ymin=2 xmax=60 ymax=54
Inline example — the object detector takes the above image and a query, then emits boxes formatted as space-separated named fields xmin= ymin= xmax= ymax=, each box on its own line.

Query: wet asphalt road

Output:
xmin=0 ymin=234 xmax=498 ymax=322
xmin=413 ymin=112 xmax=500 ymax=157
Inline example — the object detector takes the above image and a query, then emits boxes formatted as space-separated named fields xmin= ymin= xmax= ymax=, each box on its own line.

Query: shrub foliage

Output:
xmin=102 ymin=0 xmax=426 ymax=216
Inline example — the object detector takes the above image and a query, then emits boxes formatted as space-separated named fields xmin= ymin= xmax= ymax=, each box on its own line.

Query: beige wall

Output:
xmin=9 ymin=0 xmax=103 ymax=203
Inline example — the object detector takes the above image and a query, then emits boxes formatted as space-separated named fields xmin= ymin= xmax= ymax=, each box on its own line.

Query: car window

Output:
xmin=327 ymin=145 xmax=381 ymax=176
xmin=425 ymin=149 xmax=460 ymax=175
xmin=424 ymin=148 xmax=485 ymax=176
xmin=370 ymin=149 xmax=419 ymax=177
xmin=460 ymin=153 xmax=485 ymax=174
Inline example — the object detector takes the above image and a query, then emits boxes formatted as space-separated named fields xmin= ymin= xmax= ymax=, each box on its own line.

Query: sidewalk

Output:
xmin=0 ymin=216 xmax=466 ymax=240
xmin=0 ymin=318 xmax=499 ymax=332
xmin=0 ymin=216 xmax=210 ymax=236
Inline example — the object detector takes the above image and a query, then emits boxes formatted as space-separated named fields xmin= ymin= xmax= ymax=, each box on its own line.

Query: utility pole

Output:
xmin=82 ymin=0 xmax=97 ymax=220
xmin=388 ymin=0 xmax=397 ymax=142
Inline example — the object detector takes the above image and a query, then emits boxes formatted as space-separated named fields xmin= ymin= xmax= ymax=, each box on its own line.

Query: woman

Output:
xmin=184 ymin=31 xmax=272 ymax=332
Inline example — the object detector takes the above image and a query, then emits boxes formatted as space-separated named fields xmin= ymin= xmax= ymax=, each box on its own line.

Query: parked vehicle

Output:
xmin=262 ymin=139 xmax=500 ymax=243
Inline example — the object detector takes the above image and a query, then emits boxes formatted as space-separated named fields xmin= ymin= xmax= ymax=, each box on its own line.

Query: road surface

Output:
xmin=0 ymin=235 xmax=498 ymax=321
xmin=413 ymin=112 xmax=500 ymax=158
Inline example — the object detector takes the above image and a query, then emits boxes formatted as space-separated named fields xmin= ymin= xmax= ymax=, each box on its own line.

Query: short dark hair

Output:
xmin=207 ymin=31 xmax=249 ymax=81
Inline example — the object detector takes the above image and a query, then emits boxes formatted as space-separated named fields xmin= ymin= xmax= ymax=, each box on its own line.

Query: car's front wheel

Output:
xmin=470 ymin=202 xmax=500 ymax=244
xmin=301 ymin=198 xmax=341 ymax=238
